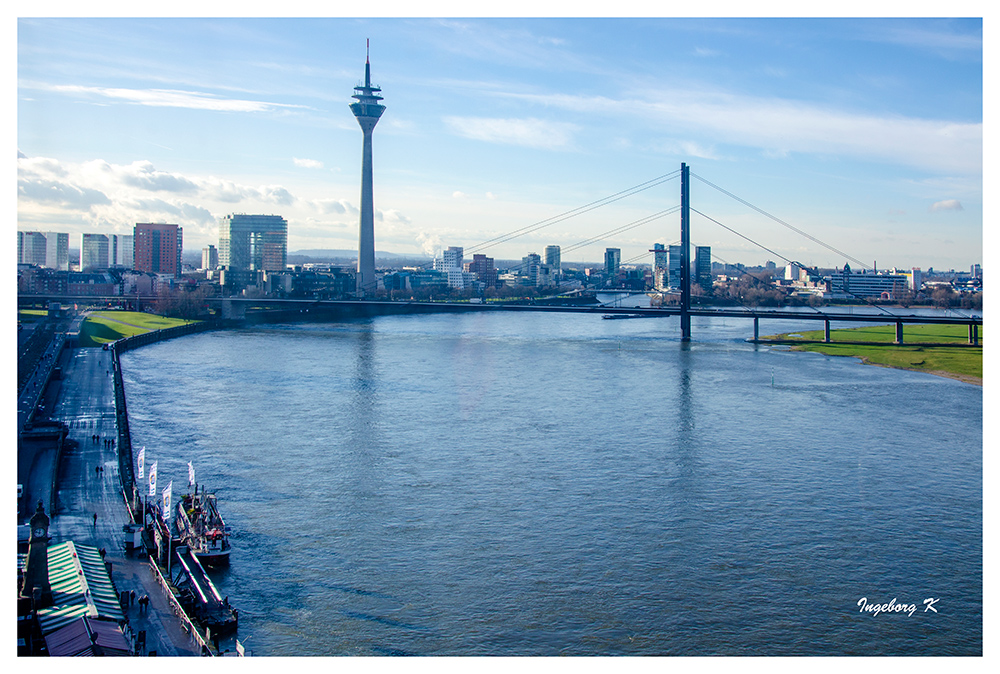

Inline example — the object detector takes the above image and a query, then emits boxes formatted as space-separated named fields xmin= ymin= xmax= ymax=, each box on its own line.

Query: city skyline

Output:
xmin=17 ymin=15 xmax=983 ymax=271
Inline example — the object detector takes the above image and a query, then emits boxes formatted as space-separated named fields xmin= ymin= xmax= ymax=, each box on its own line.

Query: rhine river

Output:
xmin=119 ymin=310 xmax=982 ymax=656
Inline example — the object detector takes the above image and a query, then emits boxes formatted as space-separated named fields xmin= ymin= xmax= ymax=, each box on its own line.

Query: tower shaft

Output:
xmin=358 ymin=128 xmax=377 ymax=295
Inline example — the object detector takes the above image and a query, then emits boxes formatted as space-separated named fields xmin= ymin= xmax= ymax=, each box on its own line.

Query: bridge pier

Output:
xmin=824 ymin=320 xmax=831 ymax=343
xmin=969 ymin=323 xmax=979 ymax=346
xmin=753 ymin=317 xmax=759 ymax=341
xmin=221 ymin=299 xmax=246 ymax=321
xmin=895 ymin=321 xmax=904 ymax=344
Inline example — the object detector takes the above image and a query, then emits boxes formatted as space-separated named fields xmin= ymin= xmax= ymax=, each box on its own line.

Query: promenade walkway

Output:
xmin=37 ymin=345 xmax=201 ymax=656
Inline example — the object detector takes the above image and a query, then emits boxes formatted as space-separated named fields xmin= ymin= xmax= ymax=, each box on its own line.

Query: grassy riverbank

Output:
xmin=79 ymin=311 xmax=197 ymax=347
xmin=762 ymin=324 xmax=983 ymax=385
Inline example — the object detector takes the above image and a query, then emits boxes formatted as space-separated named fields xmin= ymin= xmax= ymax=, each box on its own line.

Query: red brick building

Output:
xmin=133 ymin=223 xmax=182 ymax=277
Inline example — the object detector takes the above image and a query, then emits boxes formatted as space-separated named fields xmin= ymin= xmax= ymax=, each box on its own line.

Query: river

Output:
xmin=119 ymin=310 xmax=982 ymax=656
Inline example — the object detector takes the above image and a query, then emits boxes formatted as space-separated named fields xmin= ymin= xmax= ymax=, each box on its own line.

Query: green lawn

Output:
xmin=18 ymin=309 xmax=48 ymax=321
xmin=79 ymin=311 xmax=196 ymax=347
xmin=764 ymin=323 xmax=983 ymax=382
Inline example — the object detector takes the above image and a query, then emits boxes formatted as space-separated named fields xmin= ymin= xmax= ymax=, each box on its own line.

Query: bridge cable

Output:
xmin=500 ymin=207 xmax=681 ymax=281
xmin=692 ymin=207 xmax=897 ymax=317
xmin=464 ymin=171 xmax=681 ymax=256
xmin=692 ymin=172 xmax=870 ymax=271
xmin=361 ymin=173 xmax=682 ymax=294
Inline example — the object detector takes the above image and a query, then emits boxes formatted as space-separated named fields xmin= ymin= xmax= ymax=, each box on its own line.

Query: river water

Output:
xmin=119 ymin=310 xmax=982 ymax=656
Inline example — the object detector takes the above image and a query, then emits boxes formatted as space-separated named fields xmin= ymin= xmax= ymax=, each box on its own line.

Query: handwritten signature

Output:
xmin=857 ymin=597 xmax=939 ymax=617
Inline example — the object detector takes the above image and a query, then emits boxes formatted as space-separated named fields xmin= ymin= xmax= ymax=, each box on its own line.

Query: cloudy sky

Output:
xmin=16 ymin=13 xmax=984 ymax=270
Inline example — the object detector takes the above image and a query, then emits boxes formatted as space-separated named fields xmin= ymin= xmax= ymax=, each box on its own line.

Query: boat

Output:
xmin=176 ymin=486 xmax=232 ymax=566
xmin=602 ymin=313 xmax=652 ymax=320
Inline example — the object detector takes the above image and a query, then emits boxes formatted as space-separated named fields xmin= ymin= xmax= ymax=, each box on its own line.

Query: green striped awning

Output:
xmin=37 ymin=541 xmax=125 ymax=634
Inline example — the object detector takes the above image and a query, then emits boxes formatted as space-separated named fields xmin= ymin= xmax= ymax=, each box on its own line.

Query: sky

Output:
xmin=15 ymin=10 xmax=985 ymax=271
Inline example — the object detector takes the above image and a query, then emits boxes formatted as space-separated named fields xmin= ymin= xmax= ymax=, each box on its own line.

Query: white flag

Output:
xmin=162 ymin=481 xmax=173 ymax=521
xmin=188 ymin=461 xmax=195 ymax=487
xmin=148 ymin=460 xmax=157 ymax=497
xmin=137 ymin=447 xmax=145 ymax=480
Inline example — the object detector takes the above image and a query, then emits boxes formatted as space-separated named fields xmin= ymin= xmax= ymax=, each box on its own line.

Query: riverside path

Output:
xmin=34 ymin=343 xmax=201 ymax=656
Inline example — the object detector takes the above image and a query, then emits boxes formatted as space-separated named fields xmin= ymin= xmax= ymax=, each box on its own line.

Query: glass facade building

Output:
xmin=218 ymin=214 xmax=288 ymax=272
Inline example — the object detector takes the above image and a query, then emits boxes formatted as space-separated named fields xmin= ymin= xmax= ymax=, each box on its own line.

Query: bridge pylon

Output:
xmin=680 ymin=163 xmax=691 ymax=341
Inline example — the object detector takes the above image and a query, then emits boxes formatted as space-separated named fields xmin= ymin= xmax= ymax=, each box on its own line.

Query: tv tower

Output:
xmin=349 ymin=40 xmax=385 ymax=296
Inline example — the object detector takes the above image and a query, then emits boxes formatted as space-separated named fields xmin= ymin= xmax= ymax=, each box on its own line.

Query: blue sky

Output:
xmin=16 ymin=14 xmax=984 ymax=270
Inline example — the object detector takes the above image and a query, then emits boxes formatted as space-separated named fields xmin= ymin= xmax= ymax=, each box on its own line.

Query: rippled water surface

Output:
xmin=120 ymin=312 xmax=982 ymax=656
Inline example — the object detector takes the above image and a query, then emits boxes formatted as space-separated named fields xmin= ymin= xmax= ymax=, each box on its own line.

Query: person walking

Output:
xmin=92 ymin=512 xmax=97 ymax=526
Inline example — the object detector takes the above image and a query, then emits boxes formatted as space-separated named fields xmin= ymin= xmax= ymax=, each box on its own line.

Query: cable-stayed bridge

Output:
xmin=19 ymin=163 xmax=981 ymax=344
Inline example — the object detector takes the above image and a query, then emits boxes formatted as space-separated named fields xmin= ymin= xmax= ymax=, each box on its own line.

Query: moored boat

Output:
xmin=176 ymin=486 xmax=232 ymax=566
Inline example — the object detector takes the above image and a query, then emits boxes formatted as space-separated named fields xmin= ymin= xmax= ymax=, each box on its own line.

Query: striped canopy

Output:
xmin=37 ymin=541 xmax=125 ymax=635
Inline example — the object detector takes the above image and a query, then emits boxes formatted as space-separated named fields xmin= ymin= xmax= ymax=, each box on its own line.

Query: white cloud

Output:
xmin=310 ymin=198 xmax=357 ymax=216
xmin=656 ymin=139 xmax=724 ymax=161
xmin=453 ymin=191 xmax=467 ymax=199
xmin=929 ymin=199 xmax=963 ymax=212
xmin=26 ymin=82 xmax=308 ymax=113
xmin=16 ymin=155 xmax=317 ymax=246
xmin=293 ymin=157 xmax=324 ymax=169
xmin=18 ymin=178 xmax=111 ymax=209
xmin=444 ymin=116 xmax=579 ymax=150
xmin=499 ymin=88 xmax=981 ymax=175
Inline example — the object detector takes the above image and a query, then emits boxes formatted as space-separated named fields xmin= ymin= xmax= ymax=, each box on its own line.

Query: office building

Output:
xmin=667 ymin=245 xmax=682 ymax=289
xmin=695 ymin=246 xmax=712 ymax=290
xmin=523 ymin=252 xmax=542 ymax=286
xmin=650 ymin=243 xmax=668 ymax=290
xmin=202 ymin=245 xmax=219 ymax=271
xmin=468 ymin=254 xmax=498 ymax=288
xmin=829 ymin=264 xmax=910 ymax=299
xmin=218 ymin=214 xmax=287 ymax=273
xmin=80 ymin=233 xmax=110 ymax=271
xmin=19 ymin=232 xmax=48 ymax=267
xmin=605 ymin=248 xmax=621 ymax=278
xmin=544 ymin=245 xmax=561 ymax=277
xmin=134 ymin=223 xmax=182 ymax=277
xmin=109 ymin=234 xmax=133 ymax=268
xmin=434 ymin=246 xmax=464 ymax=272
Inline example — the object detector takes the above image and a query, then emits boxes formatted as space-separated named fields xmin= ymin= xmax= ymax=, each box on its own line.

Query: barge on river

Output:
xmin=176 ymin=486 xmax=232 ymax=566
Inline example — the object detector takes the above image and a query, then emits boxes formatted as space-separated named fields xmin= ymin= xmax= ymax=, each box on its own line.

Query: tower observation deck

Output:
xmin=350 ymin=40 xmax=385 ymax=296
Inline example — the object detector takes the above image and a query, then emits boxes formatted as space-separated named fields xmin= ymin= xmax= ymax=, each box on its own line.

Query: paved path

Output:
xmin=40 ymin=346 xmax=202 ymax=656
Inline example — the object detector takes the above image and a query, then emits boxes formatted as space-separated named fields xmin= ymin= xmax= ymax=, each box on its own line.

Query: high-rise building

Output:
xmin=202 ymin=245 xmax=219 ymax=271
xmin=134 ymin=223 xmax=182 ymax=277
xmin=523 ymin=252 xmax=542 ymax=286
xmin=544 ymin=245 xmax=561 ymax=277
xmin=650 ymin=243 xmax=667 ymax=289
xmin=218 ymin=214 xmax=287 ymax=272
xmin=19 ymin=232 xmax=48 ymax=266
xmin=18 ymin=231 xmax=70 ymax=270
xmin=109 ymin=234 xmax=133 ymax=268
xmin=695 ymin=246 xmax=712 ymax=290
xmin=605 ymin=248 xmax=621 ymax=278
xmin=434 ymin=246 xmax=463 ymax=272
xmin=468 ymin=254 xmax=498 ymax=288
xmin=44 ymin=232 xmax=70 ymax=270
xmin=80 ymin=233 xmax=110 ymax=271
xmin=350 ymin=41 xmax=385 ymax=296
xmin=667 ymin=245 xmax=682 ymax=289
